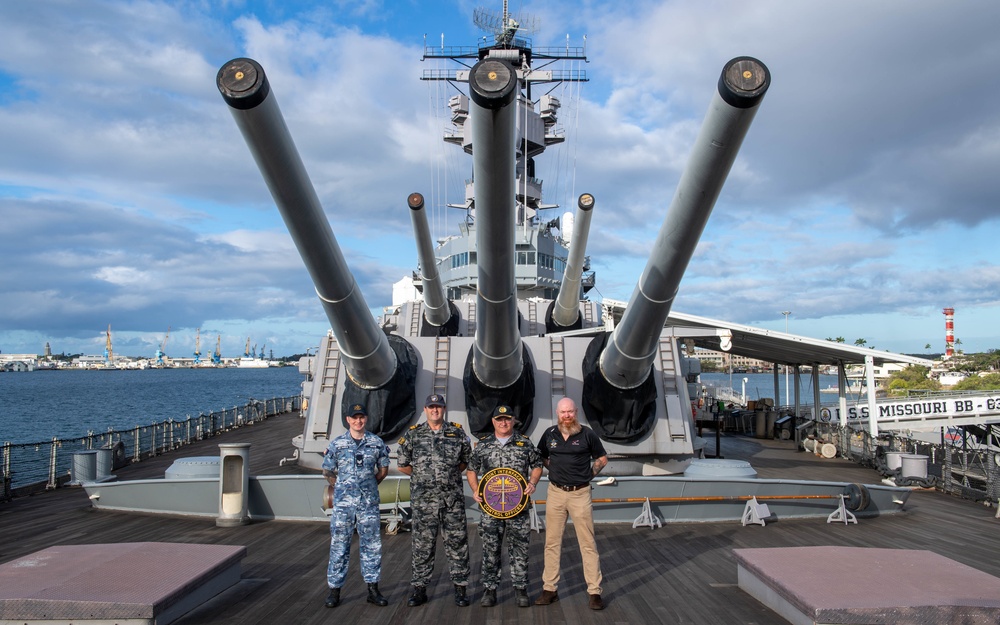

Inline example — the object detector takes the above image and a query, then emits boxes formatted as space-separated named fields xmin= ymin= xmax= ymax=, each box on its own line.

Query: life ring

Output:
xmin=819 ymin=407 xmax=833 ymax=422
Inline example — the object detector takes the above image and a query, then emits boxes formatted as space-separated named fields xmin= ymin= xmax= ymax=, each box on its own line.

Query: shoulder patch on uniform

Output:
xmin=409 ymin=424 xmax=419 ymax=429
xmin=397 ymin=437 xmax=406 ymax=445
xmin=515 ymin=441 xmax=525 ymax=446
xmin=450 ymin=421 xmax=462 ymax=428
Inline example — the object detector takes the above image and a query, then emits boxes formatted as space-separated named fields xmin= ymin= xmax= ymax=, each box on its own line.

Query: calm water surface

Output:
xmin=1 ymin=368 xmax=847 ymax=445
xmin=1 ymin=367 xmax=302 ymax=445
xmin=699 ymin=372 xmax=844 ymax=404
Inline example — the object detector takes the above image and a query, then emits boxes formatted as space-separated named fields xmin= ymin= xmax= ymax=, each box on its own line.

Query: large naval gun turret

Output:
xmin=217 ymin=23 xmax=769 ymax=474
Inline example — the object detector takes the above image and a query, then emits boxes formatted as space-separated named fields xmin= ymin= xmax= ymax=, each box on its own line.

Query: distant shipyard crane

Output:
xmin=212 ymin=335 xmax=222 ymax=365
xmin=193 ymin=328 xmax=202 ymax=364
xmin=103 ymin=325 xmax=113 ymax=365
xmin=244 ymin=337 xmax=251 ymax=358
xmin=155 ymin=326 xmax=170 ymax=366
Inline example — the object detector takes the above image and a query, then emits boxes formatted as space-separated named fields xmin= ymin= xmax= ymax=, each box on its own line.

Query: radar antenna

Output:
xmin=473 ymin=1 xmax=538 ymax=45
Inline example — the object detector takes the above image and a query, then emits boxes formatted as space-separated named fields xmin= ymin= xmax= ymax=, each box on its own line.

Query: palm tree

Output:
xmin=854 ymin=338 xmax=867 ymax=347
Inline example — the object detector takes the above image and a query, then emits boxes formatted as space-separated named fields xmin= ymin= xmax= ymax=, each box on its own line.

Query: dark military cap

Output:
xmin=492 ymin=405 xmax=513 ymax=419
xmin=348 ymin=403 xmax=368 ymax=417
xmin=425 ymin=394 xmax=446 ymax=407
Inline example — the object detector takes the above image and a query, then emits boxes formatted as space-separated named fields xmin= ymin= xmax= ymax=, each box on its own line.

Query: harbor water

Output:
xmin=699 ymin=372 xmax=846 ymax=405
xmin=1 ymin=366 xmax=303 ymax=445
xmin=2 ymin=368 xmax=851 ymax=446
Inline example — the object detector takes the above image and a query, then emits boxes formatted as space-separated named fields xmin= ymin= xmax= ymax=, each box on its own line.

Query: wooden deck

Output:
xmin=2 ymin=411 xmax=999 ymax=625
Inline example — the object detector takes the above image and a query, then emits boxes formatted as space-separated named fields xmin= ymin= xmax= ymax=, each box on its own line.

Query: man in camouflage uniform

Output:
xmin=466 ymin=405 xmax=543 ymax=608
xmin=321 ymin=403 xmax=391 ymax=609
xmin=396 ymin=394 xmax=473 ymax=607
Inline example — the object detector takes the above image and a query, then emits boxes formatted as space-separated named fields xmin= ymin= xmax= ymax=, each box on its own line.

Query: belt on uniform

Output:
xmin=551 ymin=482 xmax=590 ymax=492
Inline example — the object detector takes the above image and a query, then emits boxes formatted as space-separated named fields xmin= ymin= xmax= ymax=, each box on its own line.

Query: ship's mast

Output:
xmin=420 ymin=9 xmax=590 ymax=301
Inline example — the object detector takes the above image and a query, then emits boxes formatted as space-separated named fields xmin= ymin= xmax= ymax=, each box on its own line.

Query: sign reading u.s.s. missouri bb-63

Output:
xmin=819 ymin=395 xmax=1000 ymax=430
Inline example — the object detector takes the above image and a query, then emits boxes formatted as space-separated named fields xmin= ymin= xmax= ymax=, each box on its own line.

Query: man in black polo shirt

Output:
xmin=534 ymin=397 xmax=608 ymax=610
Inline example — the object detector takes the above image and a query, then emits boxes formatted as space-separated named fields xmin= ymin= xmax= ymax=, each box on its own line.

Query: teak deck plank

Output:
xmin=2 ymin=413 xmax=1000 ymax=625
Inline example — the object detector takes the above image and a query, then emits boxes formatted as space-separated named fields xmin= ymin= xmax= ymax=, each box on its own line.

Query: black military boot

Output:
xmin=407 ymin=585 xmax=428 ymax=607
xmin=367 ymin=582 xmax=388 ymax=606
xmin=454 ymin=584 xmax=470 ymax=607
xmin=324 ymin=587 xmax=340 ymax=608
xmin=515 ymin=587 xmax=530 ymax=608
xmin=480 ymin=588 xmax=497 ymax=607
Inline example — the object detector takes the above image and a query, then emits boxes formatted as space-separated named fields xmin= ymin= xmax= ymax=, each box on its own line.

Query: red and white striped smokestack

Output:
xmin=943 ymin=307 xmax=955 ymax=358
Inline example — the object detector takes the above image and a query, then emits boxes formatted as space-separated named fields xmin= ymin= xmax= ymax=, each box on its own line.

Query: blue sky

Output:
xmin=2 ymin=0 xmax=999 ymax=359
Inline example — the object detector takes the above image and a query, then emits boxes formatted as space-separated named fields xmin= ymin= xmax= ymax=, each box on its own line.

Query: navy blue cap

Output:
xmin=425 ymin=394 xmax=446 ymax=407
xmin=492 ymin=405 xmax=513 ymax=419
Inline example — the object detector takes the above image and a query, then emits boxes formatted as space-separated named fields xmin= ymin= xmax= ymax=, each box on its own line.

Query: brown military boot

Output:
xmin=535 ymin=589 xmax=559 ymax=605
xmin=588 ymin=593 xmax=604 ymax=610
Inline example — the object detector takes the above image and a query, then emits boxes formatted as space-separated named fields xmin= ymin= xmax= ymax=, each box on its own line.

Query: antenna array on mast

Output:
xmin=473 ymin=4 xmax=538 ymax=45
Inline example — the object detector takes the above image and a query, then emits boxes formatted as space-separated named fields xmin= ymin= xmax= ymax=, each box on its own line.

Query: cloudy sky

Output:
xmin=2 ymin=0 xmax=998 ymax=359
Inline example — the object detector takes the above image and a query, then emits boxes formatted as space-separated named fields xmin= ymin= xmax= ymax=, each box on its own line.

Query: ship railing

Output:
xmin=0 ymin=395 xmax=300 ymax=502
xmin=422 ymin=68 xmax=588 ymax=82
xmin=422 ymin=42 xmax=587 ymax=60
xmin=809 ymin=421 xmax=1000 ymax=506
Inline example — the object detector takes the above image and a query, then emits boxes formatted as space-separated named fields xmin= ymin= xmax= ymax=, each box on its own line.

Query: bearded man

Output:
xmin=534 ymin=397 xmax=608 ymax=610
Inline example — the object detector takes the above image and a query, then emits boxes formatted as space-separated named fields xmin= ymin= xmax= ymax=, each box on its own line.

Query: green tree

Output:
xmin=700 ymin=360 xmax=721 ymax=372
xmin=963 ymin=349 xmax=1000 ymax=372
xmin=953 ymin=373 xmax=1000 ymax=391
xmin=924 ymin=343 xmax=931 ymax=350
xmin=885 ymin=365 xmax=941 ymax=394
xmin=854 ymin=338 xmax=867 ymax=347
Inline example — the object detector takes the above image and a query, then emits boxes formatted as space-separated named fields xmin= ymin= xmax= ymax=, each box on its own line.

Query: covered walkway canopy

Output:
xmin=665 ymin=311 xmax=933 ymax=369
xmin=660 ymin=311 xmax=934 ymax=436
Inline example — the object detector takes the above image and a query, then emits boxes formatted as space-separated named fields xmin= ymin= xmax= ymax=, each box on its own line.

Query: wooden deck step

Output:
xmin=0 ymin=542 xmax=246 ymax=624
xmin=734 ymin=546 xmax=1000 ymax=624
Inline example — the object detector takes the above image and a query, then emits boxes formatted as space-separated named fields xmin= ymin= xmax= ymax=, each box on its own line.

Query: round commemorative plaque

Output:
xmin=477 ymin=467 xmax=529 ymax=519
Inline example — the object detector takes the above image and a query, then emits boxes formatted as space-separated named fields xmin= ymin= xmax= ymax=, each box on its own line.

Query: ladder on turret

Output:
xmin=432 ymin=337 xmax=450 ymax=398
xmin=314 ymin=339 xmax=341 ymax=438
xmin=465 ymin=301 xmax=476 ymax=335
xmin=550 ymin=336 xmax=566 ymax=399
xmin=408 ymin=302 xmax=422 ymax=337
xmin=658 ymin=336 xmax=685 ymax=440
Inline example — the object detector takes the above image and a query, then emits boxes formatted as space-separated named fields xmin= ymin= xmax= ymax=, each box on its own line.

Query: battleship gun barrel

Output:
xmin=469 ymin=58 xmax=523 ymax=388
xmin=552 ymin=193 xmax=596 ymax=328
xmin=217 ymin=58 xmax=397 ymax=389
xmin=600 ymin=57 xmax=770 ymax=389
xmin=407 ymin=193 xmax=451 ymax=328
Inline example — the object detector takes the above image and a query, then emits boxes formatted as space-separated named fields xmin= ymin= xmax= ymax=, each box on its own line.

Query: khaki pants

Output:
xmin=542 ymin=485 xmax=602 ymax=595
